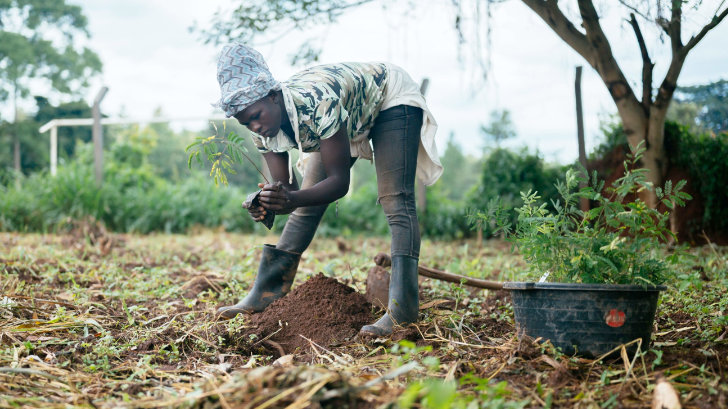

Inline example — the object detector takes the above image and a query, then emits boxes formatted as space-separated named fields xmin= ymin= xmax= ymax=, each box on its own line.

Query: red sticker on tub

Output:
xmin=605 ymin=309 xmax=626 ymax=327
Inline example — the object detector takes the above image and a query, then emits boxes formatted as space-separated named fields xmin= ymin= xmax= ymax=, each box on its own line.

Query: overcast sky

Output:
xmin=57 ymin=1 xmax=728 ymax=163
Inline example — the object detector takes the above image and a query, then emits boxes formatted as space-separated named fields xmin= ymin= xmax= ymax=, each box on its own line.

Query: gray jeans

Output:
xmin=276 ymin=105 xmax=422 ymax=258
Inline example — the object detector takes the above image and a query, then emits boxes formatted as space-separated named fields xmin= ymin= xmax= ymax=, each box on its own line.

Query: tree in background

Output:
xmin=437 ymin=132 xmax=481 ymax=202
xmin=669 ymin=79 xmax=728 ymax=135
xmin=521 ymin=1 xmax=727 ymax=207
xmin=0 ymin=0 xmax=101 ymax=173
xmin=480 ymin=109 xmax=516 ymax=148
xmin=197 ymin=0 xmax=727 ymax=208
xmin=34 ymin=96 xmax=93 ymax=160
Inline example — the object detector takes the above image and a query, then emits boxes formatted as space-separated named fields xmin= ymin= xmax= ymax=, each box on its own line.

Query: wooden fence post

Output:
xmin=575 ymin=66 xmax=589 ymax=212
xmin=92 ymin=86 xmax=109 ymax=186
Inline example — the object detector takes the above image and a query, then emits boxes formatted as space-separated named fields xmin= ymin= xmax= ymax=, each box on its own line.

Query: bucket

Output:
xmin=503 ymin=282 xmax=666 ymax=357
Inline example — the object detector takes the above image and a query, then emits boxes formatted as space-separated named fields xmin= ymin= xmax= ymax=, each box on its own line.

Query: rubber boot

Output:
xmin=217 ymin=244 xmax=300 ymax=319
xmin=360 ymin=255 xmax=419 ymax=336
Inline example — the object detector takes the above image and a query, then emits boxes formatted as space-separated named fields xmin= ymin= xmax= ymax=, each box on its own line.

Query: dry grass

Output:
xmin=1 ymin=230 xmax=726 ymax=408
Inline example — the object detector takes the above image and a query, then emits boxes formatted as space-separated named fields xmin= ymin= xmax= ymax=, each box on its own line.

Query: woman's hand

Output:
xmin=258 ymin=182 xmax=297 ymax=214
xmin=242 ymin=187 xmax=268 ymax=222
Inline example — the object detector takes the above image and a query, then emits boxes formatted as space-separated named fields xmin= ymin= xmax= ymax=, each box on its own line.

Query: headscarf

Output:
xmin=214 ymin=43 xmax=280 ymax=117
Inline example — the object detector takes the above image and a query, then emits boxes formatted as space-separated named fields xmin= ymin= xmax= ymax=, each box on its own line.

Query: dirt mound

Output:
xmin=244 ymin=273 xmax=374 ymax=354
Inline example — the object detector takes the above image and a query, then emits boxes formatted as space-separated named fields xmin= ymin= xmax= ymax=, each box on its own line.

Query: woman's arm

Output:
xmin=263 ymin=151 xmax=299 ymax=191
xmin=257 ymin=126 xmax=350 ymax=211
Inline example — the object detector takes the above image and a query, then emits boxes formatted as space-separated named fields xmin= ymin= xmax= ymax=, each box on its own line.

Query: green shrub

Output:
xmin=589 ymin=118 xmax=728 ymax=236
xmin=316 ymin=180 xmax=389 ymax=237
xmin=0 ymin=153 xmax=258 ymax=234
xmin=665 ymin=121 xmax=728 ymax=235
xmin=468 ymin=147 xmax=564 ymax=237
xmin=472 ymin=146 xmax=690 ymax=285
xmin=420 ymin=183 xmax=472 ymax=240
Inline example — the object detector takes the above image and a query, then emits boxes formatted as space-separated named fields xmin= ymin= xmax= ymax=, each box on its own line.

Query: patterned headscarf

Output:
xmin=214 ymin=43 xmax=280 ymax=117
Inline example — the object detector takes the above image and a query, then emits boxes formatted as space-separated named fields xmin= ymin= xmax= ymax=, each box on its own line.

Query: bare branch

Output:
xmin=683 ymin=5 xmax=728 ymax=55
xmin=520 ymin=0 xmax=592 ymax=60
xmin=628 ymin=13 xmax=653 ymax=112
xmin=576 ymin=0 xmax=639 ymax=107
xmin=618 ymin=0 xmax=651 ymax=21
xmin=655 ymin=3 xmax=728 ymax=109
xmin=668 ymin=0 xmax=683 ymax=53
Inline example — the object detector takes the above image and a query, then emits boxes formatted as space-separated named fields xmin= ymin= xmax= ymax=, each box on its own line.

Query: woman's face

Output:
xmin=234 ymin=93 xmax=282 ymax=138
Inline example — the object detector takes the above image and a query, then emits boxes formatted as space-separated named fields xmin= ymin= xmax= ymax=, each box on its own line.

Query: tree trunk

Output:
xmin=618 ymin=107 xmax=669 ymax=208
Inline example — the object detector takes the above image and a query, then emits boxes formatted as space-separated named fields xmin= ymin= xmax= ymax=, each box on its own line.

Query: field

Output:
xmin=1 ymin=229 xmax=726 ymax=408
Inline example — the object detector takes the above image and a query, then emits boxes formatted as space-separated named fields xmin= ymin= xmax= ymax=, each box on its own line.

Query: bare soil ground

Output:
xmin=1 ymin=231 xmax=726 ymax=408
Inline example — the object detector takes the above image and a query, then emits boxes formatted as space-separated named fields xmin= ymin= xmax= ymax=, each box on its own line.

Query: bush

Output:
xmin=665 ymin=121 xmax=728 ymax=234
xmin=588 ymin=118 xmax=728 ymax=237
xmin=468 ymin=147 xmax=564 ymax=237
xmin=316 ymin=180 xmax=389 ymax=237
xmin=0 ymin=153 xmax=257 ymax=234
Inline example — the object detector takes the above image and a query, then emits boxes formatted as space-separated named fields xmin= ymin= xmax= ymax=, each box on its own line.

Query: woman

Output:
xmin=214 ymin=43 xmax=442 ymax=337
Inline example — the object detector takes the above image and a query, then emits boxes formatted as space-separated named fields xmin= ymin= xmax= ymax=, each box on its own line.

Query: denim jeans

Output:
xmin=276 ymin=105 xmax=422 ymax=259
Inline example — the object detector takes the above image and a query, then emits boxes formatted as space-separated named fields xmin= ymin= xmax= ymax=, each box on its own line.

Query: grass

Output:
xmin=1 ymin=228 xmax=726 ymax=408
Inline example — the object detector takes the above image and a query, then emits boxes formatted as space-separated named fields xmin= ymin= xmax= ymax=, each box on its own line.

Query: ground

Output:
xmin=1 ymin=230 xmax=726 ymax=408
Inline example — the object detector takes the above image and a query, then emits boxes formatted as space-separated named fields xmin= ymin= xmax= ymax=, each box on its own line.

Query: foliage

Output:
xmin=672 ymin=79 xmax=728 ymax=134
xmin=587 ymin=116 xmax=628 ymax=161
xmin=34 ymin=96 xmax=94 ymax=158
xmin=468 ymin=147 xmax=563 ymax=238
xmin=0 ymin=0 xmax=101 ymax=109
xmin=420 ymin=183 xmax=473 ymax=240
xmin=472 ymin=145 xmax=691 ymax=285
xmin=0 ymin=143 xmax=257 ymax=234
xmin=317 ymin=180 xmax=389 ymax=237
xmin=0 ymin=0 xmax=101 ymax=171
xmin=193 ymin=0 xmax=373 ymax=66
xmin=437 ymin=133 xmax=481 ymax=202
xmin=480 ymin=109 xmax=516 ymax=147
xmin=186 ymin=124 xmax=269 ymax=187
xmin=665 ymin=121 xmax=728 ymax=235
xmin=590 ymin=117 xmax=728 ymax=238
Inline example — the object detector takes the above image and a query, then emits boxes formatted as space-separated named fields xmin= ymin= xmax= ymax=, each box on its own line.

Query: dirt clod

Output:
xmin=244 ymin=273 xmax=374 ymax=354
xmin=365 ymin=265 xmax=389 ymax=309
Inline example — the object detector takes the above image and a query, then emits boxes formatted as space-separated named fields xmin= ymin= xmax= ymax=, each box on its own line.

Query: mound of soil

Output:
xmin=245 ymin=273 xmax=374 ymax=354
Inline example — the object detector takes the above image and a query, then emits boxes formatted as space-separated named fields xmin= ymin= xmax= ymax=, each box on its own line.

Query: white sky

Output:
xmin=29 ymin=1 xmax=728 ymax=163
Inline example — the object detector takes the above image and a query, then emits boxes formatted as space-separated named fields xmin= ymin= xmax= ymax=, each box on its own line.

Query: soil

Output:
xmin=180 ymin=273 xmax=226 ymax=298
xmin=241 ymin=273 xmax=375 ymax=354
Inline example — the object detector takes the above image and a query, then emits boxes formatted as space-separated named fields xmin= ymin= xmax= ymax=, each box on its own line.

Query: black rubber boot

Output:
xmin=360 ymin=255 xmax=419 ymax=337
xmin=217 ymin=244 xmax=300 ymax=319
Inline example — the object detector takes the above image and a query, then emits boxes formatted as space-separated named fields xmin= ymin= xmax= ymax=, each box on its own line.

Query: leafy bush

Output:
xmin=316 ymin=180 xmax=389 ymax=237
xmin=468 ymin=147 xmax=564 ymax=238
xmin=590 ymin=118 xmax=728 ymax=237
xmin=665 ymin=121 xmax=728 ymax=235
xmin=0 ymin=147 xmax=258 ymax=234
xmin=472 ymin=146 xmax=690 ymax=285
xmin=420 ymin=183 xmax=472 ymax=240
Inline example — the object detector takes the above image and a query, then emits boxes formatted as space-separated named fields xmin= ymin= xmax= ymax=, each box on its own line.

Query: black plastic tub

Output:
xmin=503 ymin=282 xmax=667 ymax=357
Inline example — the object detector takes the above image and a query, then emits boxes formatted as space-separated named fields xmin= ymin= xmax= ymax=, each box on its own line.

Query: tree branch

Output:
xmin=576 ymin=0 xmax=639 ymax=107
xmin=618 ymin=0 xmax=651 ymax=21
xmin=520 ymin=0 xmax=592 ymax=60
xmin=682 ymin=5 xmax=728 ymax=55
xmin=668 ymin=0 xmax=683 ymax=54
xmin=655 ymin=3 xmax=728 ymax=110
xmin=628 ymin=13 xmax=653 ymax=113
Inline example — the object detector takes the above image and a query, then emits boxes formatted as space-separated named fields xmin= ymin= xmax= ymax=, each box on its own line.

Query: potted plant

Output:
xmin=472 ymin=145 xmax=691 ymax=357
